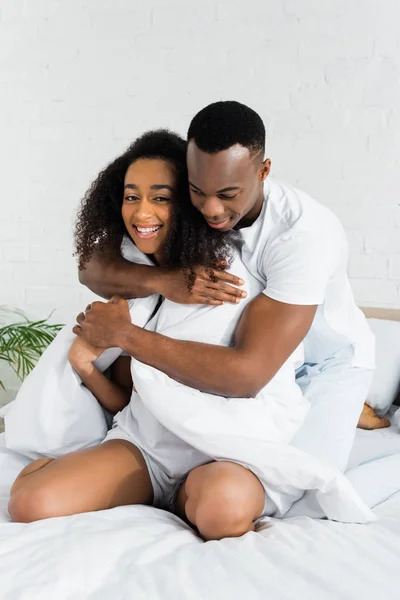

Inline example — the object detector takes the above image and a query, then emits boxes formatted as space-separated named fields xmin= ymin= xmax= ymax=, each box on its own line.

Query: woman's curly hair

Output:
xmin=74 ymin=130 xmax=235 ymax=289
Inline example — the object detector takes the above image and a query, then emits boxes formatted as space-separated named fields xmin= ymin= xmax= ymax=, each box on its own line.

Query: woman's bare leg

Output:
xmin=175 ymin=462 xmax=265 ymax=541
xmin=8 ymin=440 xmax=153 ymax=523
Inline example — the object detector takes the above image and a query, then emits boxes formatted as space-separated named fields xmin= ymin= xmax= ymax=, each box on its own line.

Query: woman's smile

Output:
xmin=132 ymin=224 xmax=163 ymax=240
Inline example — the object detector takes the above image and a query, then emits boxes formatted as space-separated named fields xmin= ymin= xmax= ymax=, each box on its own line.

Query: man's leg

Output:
xmin=175 ymin=462 xmax=265 ymax=541
xmin=293 ymin=364 xmax=374 ymax=472
xmin=275 ymin=359 xmax=374 ymax=519
xmin=8 ymin=440 xmax=153 ymax=523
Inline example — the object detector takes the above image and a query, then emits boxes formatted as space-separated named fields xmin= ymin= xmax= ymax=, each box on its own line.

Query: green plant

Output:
xmin=0 ymin=307 xmax=63 ymax=390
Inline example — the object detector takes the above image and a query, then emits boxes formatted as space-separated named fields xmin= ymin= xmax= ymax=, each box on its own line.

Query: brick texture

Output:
xmin=1 ymin=0 xmax=400 ymax=323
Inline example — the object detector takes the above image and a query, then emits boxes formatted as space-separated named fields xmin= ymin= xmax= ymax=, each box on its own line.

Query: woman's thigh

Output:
xmin=9 ymin=440 xmax=153 ymax=522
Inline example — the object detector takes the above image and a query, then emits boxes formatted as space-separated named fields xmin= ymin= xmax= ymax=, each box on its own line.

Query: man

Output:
xmin=76 ymin=101 xmax=376 ymax=533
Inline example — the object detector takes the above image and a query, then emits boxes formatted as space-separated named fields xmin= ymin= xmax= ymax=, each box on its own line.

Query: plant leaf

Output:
xmin=0 ymin=309 xmax=64 ymax=386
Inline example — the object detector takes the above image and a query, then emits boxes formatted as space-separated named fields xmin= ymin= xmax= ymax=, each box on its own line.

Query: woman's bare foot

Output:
xmin=357 ymin=403 xmax=391 ymax=430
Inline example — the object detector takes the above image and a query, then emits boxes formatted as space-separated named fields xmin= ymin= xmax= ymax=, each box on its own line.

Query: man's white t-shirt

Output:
xmin=239 ymin=178 xmax=375 ymax=369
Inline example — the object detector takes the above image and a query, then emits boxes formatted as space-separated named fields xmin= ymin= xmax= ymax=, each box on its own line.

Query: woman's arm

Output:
xmin=68 ymin=338 xmax=133 ymax=414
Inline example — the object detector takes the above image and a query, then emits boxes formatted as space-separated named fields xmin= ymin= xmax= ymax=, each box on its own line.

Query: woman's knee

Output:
xmin=195 ymin=495 xmax=254 ymax=541
xmin=8 ymin=458 xmax=60 ymax=523
xmin=184 ymin=464 xmax=264 ymax=541
xmin=8 ymin=483 xmax=60 ymax=523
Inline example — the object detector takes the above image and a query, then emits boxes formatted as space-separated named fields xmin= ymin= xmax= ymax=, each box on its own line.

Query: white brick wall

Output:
xmin=1 ymin=0 xmax=400 ymax=324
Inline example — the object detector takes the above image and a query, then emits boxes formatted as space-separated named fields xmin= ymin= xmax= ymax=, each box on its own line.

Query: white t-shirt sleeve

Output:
xmin=262 ymin=227 xmax=346 ymax=306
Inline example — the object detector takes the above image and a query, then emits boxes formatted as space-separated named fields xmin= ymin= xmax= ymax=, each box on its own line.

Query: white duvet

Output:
xmin=1 ymin=423 xmax=400 ymax=600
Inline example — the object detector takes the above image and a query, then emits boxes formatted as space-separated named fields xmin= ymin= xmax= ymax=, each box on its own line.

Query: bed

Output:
xmin=0 ymin=309 xmax=399 ymax=599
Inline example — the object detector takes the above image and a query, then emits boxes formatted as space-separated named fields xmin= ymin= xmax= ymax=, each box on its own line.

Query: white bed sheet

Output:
xmin=1 ymin=423 xmax=400 ymax=600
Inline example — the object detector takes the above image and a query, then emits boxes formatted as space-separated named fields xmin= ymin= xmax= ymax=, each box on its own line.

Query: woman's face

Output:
xmin=122 ymin=158 xmax=176 ymax=262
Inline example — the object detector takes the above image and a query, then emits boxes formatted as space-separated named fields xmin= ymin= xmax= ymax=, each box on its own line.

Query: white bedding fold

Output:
xmin=131 ymin=360 xmax=375 ymax=523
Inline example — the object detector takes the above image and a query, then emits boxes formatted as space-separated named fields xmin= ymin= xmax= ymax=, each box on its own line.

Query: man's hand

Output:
xmin=73 ymin=296 xmax=132 ymax=348
xmin=159 ymin=265 xmax=247 ymax=305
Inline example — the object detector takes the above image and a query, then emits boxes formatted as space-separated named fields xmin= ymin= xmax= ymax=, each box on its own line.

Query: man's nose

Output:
xmin=200 ymin=196 xmax=225 ymax=219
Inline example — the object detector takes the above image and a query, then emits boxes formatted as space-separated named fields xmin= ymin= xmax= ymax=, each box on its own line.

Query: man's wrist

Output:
xmin=116 ymin=323 xmax=140 ymax=355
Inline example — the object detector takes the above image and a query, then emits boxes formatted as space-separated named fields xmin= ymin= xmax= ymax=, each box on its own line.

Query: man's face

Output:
xmin=187 ymin=141 xmax=271 ymax=231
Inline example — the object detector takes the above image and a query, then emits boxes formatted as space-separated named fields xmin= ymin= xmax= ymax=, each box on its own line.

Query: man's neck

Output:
xmin=236 ymin=190 xmax=265 ymax=229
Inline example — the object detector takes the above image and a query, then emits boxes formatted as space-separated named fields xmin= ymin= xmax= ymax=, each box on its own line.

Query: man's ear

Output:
xmin=259 ymin=158 xmax=271 ymax=182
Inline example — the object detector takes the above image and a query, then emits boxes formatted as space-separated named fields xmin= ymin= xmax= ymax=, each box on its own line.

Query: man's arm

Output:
xmin=117 ymin=295 xmax=316 ymax=396
xmin=79 ymin=246 xmax=246 ymax=305
xmin=78 ymin=247 xmax=161 ymax=299
xmin=75 ymin=295 xmax=317 ymax=398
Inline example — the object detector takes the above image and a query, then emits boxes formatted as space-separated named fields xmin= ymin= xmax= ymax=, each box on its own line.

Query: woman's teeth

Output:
xmin=137 ymin=226 xmax=161 ymax=233
xmin=135 ymin=225 xmax=162 ymax=239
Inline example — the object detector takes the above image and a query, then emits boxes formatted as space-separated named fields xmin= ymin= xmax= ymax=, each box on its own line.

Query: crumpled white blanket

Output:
xmin=0 ymin=238 xmax=375 ymax=523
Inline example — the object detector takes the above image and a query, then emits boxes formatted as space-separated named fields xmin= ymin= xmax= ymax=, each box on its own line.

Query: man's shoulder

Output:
xmin=265 ymin=178 xmax=343 ymax=236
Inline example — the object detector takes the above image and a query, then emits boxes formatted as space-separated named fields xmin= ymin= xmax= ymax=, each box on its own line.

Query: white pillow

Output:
xmin=0 ymin=241 xmax=158 ymax=457
xmin=0 ymin=294 xmax=158 ymax=458
xmin=0 ymin=326 xmax=119 ymax=458
xmin=366 ymin=318 xmax=400 ymax=414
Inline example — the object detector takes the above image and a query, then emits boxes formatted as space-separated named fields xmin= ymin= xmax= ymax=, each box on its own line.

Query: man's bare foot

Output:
xmin=357 ymin=403 xmax=391 ymax=430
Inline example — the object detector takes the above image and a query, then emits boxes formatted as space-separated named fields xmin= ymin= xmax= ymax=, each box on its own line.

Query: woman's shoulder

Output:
xmin=121 ymin=236 xmax=154 ymax=266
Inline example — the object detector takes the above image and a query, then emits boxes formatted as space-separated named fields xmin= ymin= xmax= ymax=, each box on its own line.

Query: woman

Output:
xmin=8 ymin=130 xmax=270 ymax=539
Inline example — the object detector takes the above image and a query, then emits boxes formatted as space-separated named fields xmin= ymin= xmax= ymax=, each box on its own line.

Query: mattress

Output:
xmin=1 ymin=418 xmax=400 ymax=600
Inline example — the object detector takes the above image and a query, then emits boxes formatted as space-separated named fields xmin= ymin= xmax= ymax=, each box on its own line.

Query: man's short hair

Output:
xmin=187 ymin=100 xmax=265 ymax=157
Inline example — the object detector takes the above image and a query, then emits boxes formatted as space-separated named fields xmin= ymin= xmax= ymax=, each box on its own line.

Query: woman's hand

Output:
xmin=68 ymin=336 xmax=104 ymax=374
xmin=159 ymin=266 xmax=247 ymax=305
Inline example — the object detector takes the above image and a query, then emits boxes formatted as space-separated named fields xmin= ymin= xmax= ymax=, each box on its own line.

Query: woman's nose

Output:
xmin=134 ymin=198 xmax=154 ymax=220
